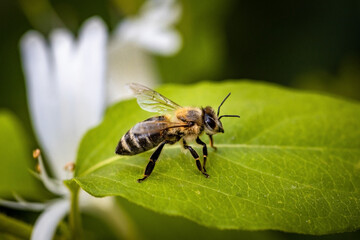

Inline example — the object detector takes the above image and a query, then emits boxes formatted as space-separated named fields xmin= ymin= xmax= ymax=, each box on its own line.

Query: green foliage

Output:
xmin=0 ymin=213 xmax=32 ymax=239
xmin=73 ymin=81 xmax=360 ymax=234
xmin=0 ymin=111 xmax=50 ymax=201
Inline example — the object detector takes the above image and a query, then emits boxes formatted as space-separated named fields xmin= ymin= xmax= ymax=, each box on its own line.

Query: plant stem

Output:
xmin=0 ymin=213 xmax=32 ymax=239
xmin=65 ymin=180 xmax=82 ymax=240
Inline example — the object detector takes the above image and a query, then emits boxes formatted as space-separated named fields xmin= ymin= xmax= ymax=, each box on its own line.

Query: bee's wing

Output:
xmin=132 ymin=120 xmax=189 ymax=134
xmin=129 ymin=83 xmax=182 ymax=114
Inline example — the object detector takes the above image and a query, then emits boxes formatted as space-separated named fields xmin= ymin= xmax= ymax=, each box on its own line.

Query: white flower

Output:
xmin=107 ymin=0 xmax=182 ymax=103
xmin=0 ymin=16 xmax=108 ymax=240
xmin=22 ymin=17 xmax=107 ymax=182
xmin=115 ymin=0 xmax=182 ymax=55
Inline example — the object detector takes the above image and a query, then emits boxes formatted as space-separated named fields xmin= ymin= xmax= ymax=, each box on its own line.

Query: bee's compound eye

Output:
xmin=205 ymin=116 xmax=216 ymax=129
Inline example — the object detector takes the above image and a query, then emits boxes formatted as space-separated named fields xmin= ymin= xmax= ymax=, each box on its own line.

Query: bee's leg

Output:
xmin=138 ymin=141 xmax=166 ymax=183
xmin=183 ymin=139 xmax=209 ymax=178
xmin=196 ymin=137 xmax=208 ymax=173
xmin=209 ymin=135 xmax=217 ymax=151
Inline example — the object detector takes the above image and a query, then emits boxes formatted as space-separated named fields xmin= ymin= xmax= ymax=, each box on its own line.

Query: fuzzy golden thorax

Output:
xmin=174 ymin=107 xmax=204 ymax=142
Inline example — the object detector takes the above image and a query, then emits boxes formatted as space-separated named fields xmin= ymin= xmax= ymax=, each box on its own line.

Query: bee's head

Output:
xmin=203 ymin=106 xmax=223 ymax=135
xmin=202 ymin=93 xmax=240 ymax=135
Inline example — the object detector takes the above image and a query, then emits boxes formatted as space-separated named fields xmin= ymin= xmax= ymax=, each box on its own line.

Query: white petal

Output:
xmin=20 ymin=31 xmax=60 ymax=175
xmin=0 ymin=198 xmax=47 ymax=211
xmin=45 ymin=17 xmax=107 ymax=181
xmin=31 ymin=199 xmax=70 ymax=240
xmin=114 ymin=0 xmax=182 ymax=55
xmin=142 ymin=0 xmax=182 ymax=28
xmin=73 ymin=16 xmax=107 ymax=145
xmin=47 ymin=28 xmax=77 ymax=180
xmin=138 ymin=28 xmax=182 ymax=55
xmin=20 ymin=30 xmax=73 ymax=180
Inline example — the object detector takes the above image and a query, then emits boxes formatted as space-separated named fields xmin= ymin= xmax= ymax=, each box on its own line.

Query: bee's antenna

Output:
xmin=218 ymin=115 xmax=240 ymax=120
xmin=217 ymin=92 xmax=231 ymax=116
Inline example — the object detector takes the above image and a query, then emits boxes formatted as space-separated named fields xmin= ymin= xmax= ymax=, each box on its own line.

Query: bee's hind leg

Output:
xmin=138 ymin=141 xmax=166 ymax=183
xmin=196 ymin=137 xmax=208 ymax=173
xmin=183 ymin=139 xmax=209 ymax=178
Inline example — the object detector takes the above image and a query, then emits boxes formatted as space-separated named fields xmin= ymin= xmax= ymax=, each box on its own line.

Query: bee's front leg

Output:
xmin=196 ymin=137 xmax=208 ymax=173
xmin=138 ymin=141 xmax=166 ymax=183
xmin=208 ymin=135 xmax=217 ymax=151
xmin=183 ymin=139 xmax=209 ymax=178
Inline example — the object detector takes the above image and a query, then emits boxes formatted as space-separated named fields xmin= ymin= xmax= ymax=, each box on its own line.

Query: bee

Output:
xmin=115 ymin=83 xmax=240 ymax=182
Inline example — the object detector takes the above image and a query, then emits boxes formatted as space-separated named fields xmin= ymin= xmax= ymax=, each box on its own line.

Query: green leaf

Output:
xmin=73 ymin=81 xmax=360 ymax=234
xmin=0 ymin=110 xmax=50 ymax=200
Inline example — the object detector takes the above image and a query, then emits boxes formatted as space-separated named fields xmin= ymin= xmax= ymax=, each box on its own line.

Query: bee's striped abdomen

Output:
xmin=115 ymin=117 xmax=165 ymax=155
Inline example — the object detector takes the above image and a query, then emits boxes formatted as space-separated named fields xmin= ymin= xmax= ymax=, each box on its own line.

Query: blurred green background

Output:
xmin=1 ymin=0 xmax=360 ymax=146
xmin=0 ymin=0 xmax=359 ymax=239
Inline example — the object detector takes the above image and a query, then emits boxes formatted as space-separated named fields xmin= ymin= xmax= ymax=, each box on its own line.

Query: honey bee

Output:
xmin=115 ymin=83 xmax=240 ymax=182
